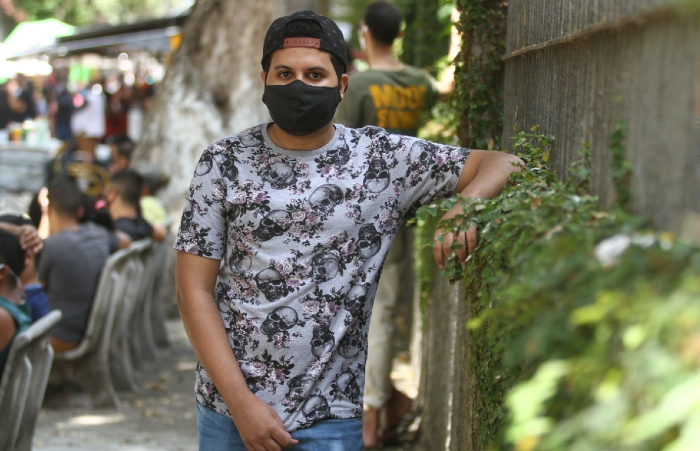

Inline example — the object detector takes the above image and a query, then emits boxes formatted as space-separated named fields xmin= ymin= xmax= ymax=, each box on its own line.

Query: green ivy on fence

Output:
xmin=453 ymin=0 xmax=507 ymax=150
xmin=415 ymin=130 xmax=700 ymax=450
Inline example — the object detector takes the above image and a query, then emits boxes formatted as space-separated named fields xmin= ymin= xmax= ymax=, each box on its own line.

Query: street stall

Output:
xmin=1 ymin=11 xmax=185 ymax=206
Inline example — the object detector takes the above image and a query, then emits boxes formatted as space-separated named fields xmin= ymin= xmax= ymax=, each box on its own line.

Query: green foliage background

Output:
xmin=12 ymin=0 xmax=185 ymax=26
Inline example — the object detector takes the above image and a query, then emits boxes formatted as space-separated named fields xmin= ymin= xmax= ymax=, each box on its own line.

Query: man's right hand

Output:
xmin=230 ymin=392 xmax=298 ymax=451
xmin=17 ymin=225 xmax=44 ymax=255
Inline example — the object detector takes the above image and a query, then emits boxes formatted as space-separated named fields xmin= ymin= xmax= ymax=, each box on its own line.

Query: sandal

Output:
xmin=378 ymin=405 xmax=422 ymax=446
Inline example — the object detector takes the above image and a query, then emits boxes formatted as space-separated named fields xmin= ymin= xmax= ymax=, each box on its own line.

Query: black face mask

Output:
xmin=262 ymin=80 xmax=342 ymax=136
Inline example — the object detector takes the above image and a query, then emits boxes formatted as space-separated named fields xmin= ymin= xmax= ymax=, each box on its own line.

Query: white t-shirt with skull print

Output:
xmin=175 ymin=123 xmax=471 ymax=431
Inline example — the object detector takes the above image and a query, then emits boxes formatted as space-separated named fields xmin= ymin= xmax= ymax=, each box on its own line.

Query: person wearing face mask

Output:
xmin=335 ymin=2 xmax=443 ymax=447
xmin=175 ymin=10 xmax=523 ymax=451
xmin=0 ymin=230 xmax=33 ymax=381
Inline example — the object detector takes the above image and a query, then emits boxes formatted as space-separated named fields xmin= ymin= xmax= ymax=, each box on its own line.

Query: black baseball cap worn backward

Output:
xmin=262 ymin=10 xmax=348 ymax=72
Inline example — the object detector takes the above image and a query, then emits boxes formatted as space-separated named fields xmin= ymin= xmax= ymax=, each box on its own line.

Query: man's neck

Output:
xmin=366 ymin=42 xmax=404 ymax=71
xmin=49 ymin=214 xmax=80 ymax=235
xmin=267 ymin=122 xmax=336 ymax=151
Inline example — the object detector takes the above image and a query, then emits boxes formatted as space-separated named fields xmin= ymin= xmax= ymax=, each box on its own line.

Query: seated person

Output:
xmin=82 ymin=193 xmax=131 ymax=250
xmin=106 ymin=134 xmax=134 ymax=175
xmin=0 ymin=230 xmax=33 ymax=379
xmin=0 ymin=217 xmax=43 ymax=255
xmin=0 ymin=214 xmax=50 ymax=322
xmin=139 ymin=170 xmax=171 ymax=227
xmin=106 ymin=169 xmax=166 ymax=242
xmin=29 ymin=184 xmax=128 ymax=251
xmin=38 ymin=177 xmax=112 ymax=353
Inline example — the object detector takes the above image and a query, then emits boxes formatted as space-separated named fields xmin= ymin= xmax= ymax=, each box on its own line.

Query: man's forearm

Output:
xmin=177 ymin=289 xmax=252 ymax=408
xmin=459 ymin=152 xmax=522 ymax=200
xmin=0 ymin=222 xmax=19 ymax=235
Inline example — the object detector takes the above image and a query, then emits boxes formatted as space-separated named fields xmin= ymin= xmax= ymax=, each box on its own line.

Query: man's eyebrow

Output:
xmin=271 ymin=64 xmax=329 ymax=72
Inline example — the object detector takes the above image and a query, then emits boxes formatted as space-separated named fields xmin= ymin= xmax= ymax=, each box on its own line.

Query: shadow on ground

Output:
xmin=34 ymin=318 xmax=419 ymax=450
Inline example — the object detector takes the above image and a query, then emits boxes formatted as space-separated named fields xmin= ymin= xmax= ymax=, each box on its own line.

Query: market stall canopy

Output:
xmin=1 ymin=18 xmax=75 ymax=59
xmin=6 ymin=12 xmax=188 ymax=59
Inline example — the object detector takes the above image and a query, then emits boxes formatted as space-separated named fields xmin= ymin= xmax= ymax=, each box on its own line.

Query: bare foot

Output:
xmin=363 ymin=407 xmax=380 ymax=448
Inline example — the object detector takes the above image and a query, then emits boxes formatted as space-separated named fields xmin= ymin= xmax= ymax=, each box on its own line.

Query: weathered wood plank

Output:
xmin=503 ymin=9 xmax=700 ymax=230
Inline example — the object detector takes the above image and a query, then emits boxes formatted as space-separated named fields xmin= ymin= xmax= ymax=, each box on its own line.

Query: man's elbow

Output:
xmin=152 ymin=225 xmax=167 ymax=242
xmin=504 ymin=153 xmax=525 ymax=173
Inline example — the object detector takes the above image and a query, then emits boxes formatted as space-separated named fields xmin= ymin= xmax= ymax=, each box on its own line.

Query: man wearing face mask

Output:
xmin=175 ymin=10 xmax=522 ymax=451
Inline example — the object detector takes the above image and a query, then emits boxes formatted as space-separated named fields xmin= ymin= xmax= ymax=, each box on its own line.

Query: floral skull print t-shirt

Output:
xmin=175 ymin=123 xmax=471 ymax=431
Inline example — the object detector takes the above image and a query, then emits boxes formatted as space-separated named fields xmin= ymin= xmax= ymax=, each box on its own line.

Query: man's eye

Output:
xmin=279 ymin=71 xmax=291 ymax=78
xmin=309 ymin=72 xmax=322 ymax=79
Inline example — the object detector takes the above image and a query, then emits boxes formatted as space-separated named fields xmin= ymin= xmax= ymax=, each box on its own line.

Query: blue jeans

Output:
xmin=197 ymin=402 xmax=362 ymax=451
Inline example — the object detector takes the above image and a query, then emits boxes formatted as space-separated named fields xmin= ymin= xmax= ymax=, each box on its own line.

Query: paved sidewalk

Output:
xmin=34 ymin=320 xmax=199 ymax=450
xmin=33 ymin=318 xmax=417 ymax=450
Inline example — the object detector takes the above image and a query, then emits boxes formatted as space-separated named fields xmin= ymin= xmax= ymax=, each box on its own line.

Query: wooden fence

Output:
xmin=503 ymin=0 xmax=700 ymax=230
xmin=416 ymin=2 xmax=700 ymax=450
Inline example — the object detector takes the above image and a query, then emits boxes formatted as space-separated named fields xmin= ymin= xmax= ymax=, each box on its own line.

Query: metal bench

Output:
xmin=130 ymin=239 xmax=161 ymax=366
xmin=110 ymin=240 xmax=151 ymax=391
xmin=149 ymin=237 xmax=172 ymax=349
xmin=0 ymin=310 xmax=62 ymax=451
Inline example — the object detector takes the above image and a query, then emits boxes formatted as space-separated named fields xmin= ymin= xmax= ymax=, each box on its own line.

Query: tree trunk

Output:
xmin=285 ymin=0 xmax=330 ymax=16
xmin=133 ymin=0 xmax=283 ymax=214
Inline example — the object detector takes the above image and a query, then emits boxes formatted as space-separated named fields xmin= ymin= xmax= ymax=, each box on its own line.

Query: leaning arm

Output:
xmin=433 ymin=149 xmax=523 ymax=268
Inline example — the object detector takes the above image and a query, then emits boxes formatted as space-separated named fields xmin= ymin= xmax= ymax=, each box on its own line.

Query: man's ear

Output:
xmin=339 ymin=73 xmax=350 ymax=97
xmin=260 ymin=71 xmax=267 ymax=84
xmin=105 ymin=187 xmax=116 ymax=204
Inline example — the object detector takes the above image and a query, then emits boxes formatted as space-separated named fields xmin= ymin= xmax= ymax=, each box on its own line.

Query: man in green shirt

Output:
xmin=336 ymin=4 xmax=439 ymax=136
xmin=335 ymin=2 xmax=441 ymax=447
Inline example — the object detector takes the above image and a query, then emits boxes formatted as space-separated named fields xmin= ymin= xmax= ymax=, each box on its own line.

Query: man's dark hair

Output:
xmin=111 ymin=135 xmax=135 ymax=161
xmin=0 ymin=214 xmax=39 ymax=272
xmin=142 ymin=172 xmax=168 ymax=196
xmin=82 ymin=194 xmax=114 ymax=230
xmin=47 ymin=176 xmax=84 ymax=218
xmin=110 ymin=169 xmax=144 ymax=209
xmin=261 ymin=19 xmax=346 ymax=83
xmin=0 ymin=229 xmax=25 ymax=283
xmin=364 ymin=1 xmax=403 ymax=46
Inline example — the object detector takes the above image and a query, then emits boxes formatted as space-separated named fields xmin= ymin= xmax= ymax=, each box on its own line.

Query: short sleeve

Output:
xmin=393 ymin=135 xmax=472 ymax=217
xmin=174 ymin=148 xmax=229 ymax=260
